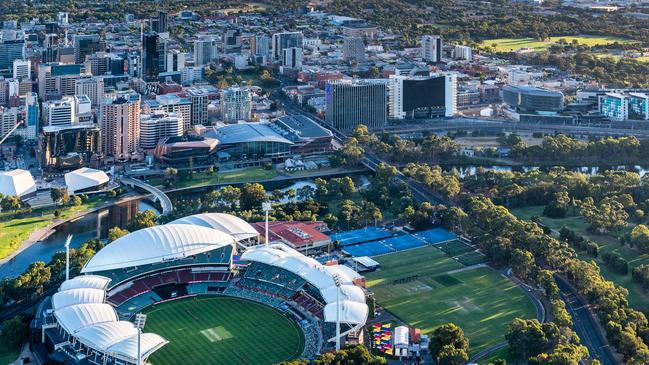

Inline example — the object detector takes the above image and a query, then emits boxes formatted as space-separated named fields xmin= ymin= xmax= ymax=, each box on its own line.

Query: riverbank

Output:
xmin=0 ymin=194 xmax=142 ymax=266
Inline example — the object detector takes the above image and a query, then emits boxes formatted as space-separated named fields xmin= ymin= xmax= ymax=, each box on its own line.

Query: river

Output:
xmin=0 ymin=199 xmax=158 ymax=278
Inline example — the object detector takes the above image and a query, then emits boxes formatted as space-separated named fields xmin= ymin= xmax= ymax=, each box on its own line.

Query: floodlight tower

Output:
xmin=262 ymin=201 xmax=271 ymax=246
xmin=64 ymin=235 xmax=72 ymax=281
xmin=333 ymin=273 xmax=343 ymax=351
xmin=134 ymin=313 xmax=147 ymax=365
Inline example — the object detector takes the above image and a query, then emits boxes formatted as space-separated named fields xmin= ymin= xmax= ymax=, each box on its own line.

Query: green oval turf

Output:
xmin=143 ymin=296 xmax=305 ymax=365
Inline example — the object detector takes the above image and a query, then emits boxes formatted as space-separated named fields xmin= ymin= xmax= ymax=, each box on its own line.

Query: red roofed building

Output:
xmin=252 ymin=220 xmax=331 ymax=252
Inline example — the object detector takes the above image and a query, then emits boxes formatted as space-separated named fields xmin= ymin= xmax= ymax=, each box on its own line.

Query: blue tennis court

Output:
xmin=343 ymin=241 xmax=395 ymax=257
xmin=331 ymin=227 xmax=392 ymax=247
xmin=384 ymin=235 xmax=427 ymax=251
xmin=414 ymin=228 xmax=457 ymax=244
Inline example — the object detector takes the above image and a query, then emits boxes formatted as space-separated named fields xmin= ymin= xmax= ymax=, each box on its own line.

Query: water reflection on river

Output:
xmin=0 ymin=199 xmax=158 ymax=279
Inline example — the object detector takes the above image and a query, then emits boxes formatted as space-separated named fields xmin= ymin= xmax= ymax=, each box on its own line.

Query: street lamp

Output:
xmin=332 ymin=273 xmax=343 ymax=351
xmin=134 ymin=313 xmax=147 ymax=365
xmin=64 ymin=235 xmax=72 ymax=281
xmin=262 ymin=201 xmax=271 ymax=246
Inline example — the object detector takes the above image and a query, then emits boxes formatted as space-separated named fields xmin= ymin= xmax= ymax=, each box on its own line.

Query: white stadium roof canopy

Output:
xmin=53 ymin=275 xmax=167 ymax=362
xmin=64 ymin=167 xmax=109 ymax=194
xmin=55 ymin=303 xmax=119 ymax=334
xmin=0 ymin=169 xmax=36 ymax=197
xmin=59 ymin=275 xmax=111 ymax=291
xmin=106 ymin=333 xmax=168 ymax=363
xmin=241 ymin=243 xmax=368 ymax=327
xmin=171 ymin=213 xmax=259 ymax=241
xmin=52 ymin=288 xmax=106 ymax=311
xmin=82 ymin=224 xmax=236 ymax=273
xmin=324 ymin=301 xmax=369 ymax=325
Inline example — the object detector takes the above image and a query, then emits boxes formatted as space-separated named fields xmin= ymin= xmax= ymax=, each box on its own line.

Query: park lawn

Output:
xmin=144 ymin=296 xmax=304 ymax=365
xmin=0 ymin=339 xmax=20 ymax=364
xmin=481 ymin=36 xmax=636 ymax=52
xmin=479 ymin=346 xmax=517 ymax=365
xmin=0 ymin=196 xmax=108 ymax=260
xmin=510 ymin=205 xmax=649 ymax=312
xmin=366 ymin=247 xmax=537 ymax=355
xmin=150 ymin=167 xmax=277 ymax=190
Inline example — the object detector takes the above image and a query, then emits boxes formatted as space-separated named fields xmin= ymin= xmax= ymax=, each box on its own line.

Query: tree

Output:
xmin=505 ymin=318 xmax=554 ymax=359
xmin=163 ymin=167 xmax=178 ymax=188
xmin=2 ymin=315 xmax=29 ymax=347
xmin=107 ymin=227 xmax=129 ymax=242
xmin=51 ymin=187 xmax=69 ymax=205
xmin=240 ymin=183 xmax=267 ymax=210
xmin=429 ymin=323 xmax=470 ymax=362
xmin=127 ymin=210 xmax=157 ymax=231
xmin=71 ymin=195 xmax=82 ymax=206
xmin=0 ymin=195 xmax=22 ymax=212
xmin=437 ymin=344 xmax=469 ymax=365
xmin=13 ymin=261 xmax=51 ymax=299
xmin=511 ymin=248 xmax=536 ymax=283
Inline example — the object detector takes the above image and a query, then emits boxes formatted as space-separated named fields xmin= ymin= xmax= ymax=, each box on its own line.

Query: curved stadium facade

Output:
xmin=39 ymin=213 xmax=368 ymax=365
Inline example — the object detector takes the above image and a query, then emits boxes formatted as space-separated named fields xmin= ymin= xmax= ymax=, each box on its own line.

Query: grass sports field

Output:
xmin=144 ymin=296 xmax=304 ymax=365
xmin=481 ymin=35 xmax=636 ymax=52
xmin=365 ymin=246 xmax=537 ymax=355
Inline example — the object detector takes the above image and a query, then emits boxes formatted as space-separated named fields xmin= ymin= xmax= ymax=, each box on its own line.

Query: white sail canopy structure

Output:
xmin=171 ymin=213 xmax=259 ymax=241
xmin=82 ymin=224 xmax=236 ymax=272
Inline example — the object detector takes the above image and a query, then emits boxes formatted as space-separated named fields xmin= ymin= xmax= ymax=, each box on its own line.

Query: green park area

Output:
xmin=150 ymin=167 xmax=278 ymax=190
xmin=365 ymin=246 xmax=537 ymax=355
xmin=481 ymin=35 xmax=636 ymax=52
xmin=0 ymin=196 xmax=108 ymax=260
xmin=511 ymin=205 xmax=649 ymax=312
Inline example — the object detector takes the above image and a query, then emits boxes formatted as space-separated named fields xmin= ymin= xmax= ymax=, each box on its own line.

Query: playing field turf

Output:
xmin=365 ymin=246 xmax=537 ymax=355
xmin=481 ymin=35 xmax=636 ymax=52
xmin=143 ymin=296 xmax=304 ymax=365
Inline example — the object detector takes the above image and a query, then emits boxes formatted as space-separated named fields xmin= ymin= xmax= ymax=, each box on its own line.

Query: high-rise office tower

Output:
xmin=12 ymin=59 xmax=30 ymax=80
xmin=140 ymin=111 xmax=184 ymax=149
xmin=342 ymin=37 xmax=365 ymax=62
xmin=38 ymin=63 xmax=83 ymax=100
xmin=100 ymin=91 xmax=141 ymax=159
xmin=253 ymin=34 xmax=270 ymax=56
xmin=194 ymin=38 xmax=216 ymax=66
xmin=388 ymin=74 xmax=457 ymax=119
xmin=325 ymin=80 xmax=387 ymax=130
xmin=141 ymin=32 xmax=165 ymax=82
xmin=223 ymin=29 xmax=242 ymax=54
xmin=0 ymin=39 xmax=25 ymax=71
xmin=0 ymin=107 xmax=18 ymax=137
xmin=220 ymin=87 xmax=251 ymax=122
xmin=86 ymin=52 xmax=126 ymax=76
xmin=25 ymin=92 xmax=39 ymax=139
xmin=272 ymin=32 xmax=303 ymax=61
xmin=188 ymin=87 xmax=208 ymax=126
xmin=282 ymin=47 xmax=303 ymax=69
xmin=166 ymin=49 xmax=186 ymax=72
xmin=421 ymin=35 xmax=442 ymax=63
xmin=75 ymin=76 xmax=104 ymax=109
xmin=152 ymin=11 xmax=168 ymax=34
xmin=43 ymin=97 xmax=76 ymax=127
xmin=73 ymin=34 xmax=104 ymax=64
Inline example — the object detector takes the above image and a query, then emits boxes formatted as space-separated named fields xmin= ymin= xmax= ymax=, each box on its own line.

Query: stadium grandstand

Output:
xmin=34 ymin=213 xmax=368 ymax=364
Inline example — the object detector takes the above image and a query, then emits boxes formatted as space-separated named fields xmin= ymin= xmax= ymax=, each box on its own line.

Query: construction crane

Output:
xmin=0 ymin=120 xmax=24 ymax=145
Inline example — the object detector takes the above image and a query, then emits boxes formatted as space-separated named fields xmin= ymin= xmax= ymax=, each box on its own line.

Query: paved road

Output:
xmin=554 ymin=275 xmax=619 ymax=365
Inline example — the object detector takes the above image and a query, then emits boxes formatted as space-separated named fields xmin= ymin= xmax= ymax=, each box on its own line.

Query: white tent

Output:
xmin=64 ymin=167 xmax=109 ymax=194
xmin=52 ymin=288 xmax=106 ymax=310
xmin=0 ymin=169 xmax=36 ymax=197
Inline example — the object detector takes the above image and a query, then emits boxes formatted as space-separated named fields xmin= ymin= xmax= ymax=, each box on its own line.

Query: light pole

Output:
xmin=134 ymin=313 xmax=147 ymax=365
xmin=262 ymin=201 xmax=271 ymax=246
xmin=333 ymin=274 xmax=343 ymax=351
xmin=64 ymin=235 xmax=72 ymax=281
